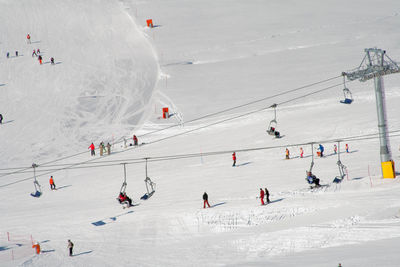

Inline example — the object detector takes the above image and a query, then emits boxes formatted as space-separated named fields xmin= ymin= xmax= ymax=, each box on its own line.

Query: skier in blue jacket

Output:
xmin=318 ymin=144 xmax=324 ymax=157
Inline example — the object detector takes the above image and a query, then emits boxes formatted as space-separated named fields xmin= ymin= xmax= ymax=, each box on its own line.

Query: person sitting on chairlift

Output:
xmin=118 ymin=192 xmax=132 ymax=206
xmin=270 ymin=127 xmax=275 ymax=133
xmin=306 ymin=171 xmax=320 ymax=187
xmin=274 ymin=130 xmax=280 ymax=138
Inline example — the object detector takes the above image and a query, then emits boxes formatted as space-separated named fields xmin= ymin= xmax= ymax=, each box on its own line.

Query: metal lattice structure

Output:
xmin=342 ymin=48 xmax=398 ymax=178
xmin=343 ymin=48 xmax=400 ymax=82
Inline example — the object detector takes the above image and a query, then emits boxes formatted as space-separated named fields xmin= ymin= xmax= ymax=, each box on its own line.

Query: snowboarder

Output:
xmin=27 ymin=34 xmax=31 ymax=44
xmin=203 ymin=192 xmax=210 ymax=208
xmin=133 ymin=135 xmax=138 ymax=146
xmin=67 ymin=240 xmax=74 ymax=256
xmin=259 ymin=188 xmax=265 ymax=205
xmin=38 ymin=55 xmax=42 ymax=64
xmin=88 ymin=143 xmax=95 ymax=156
xmin=49 ymin=176 xmax=56 ymax=190
xmin=32 ymin=49 xmax=37 ymax=57
xmin=50 ymin=57 xmax=55 ymax=65
xmin=264 ymin=188 xmax=270 ymax=203
xmin=345 ymin=143 xmax=349 ymax=153
xmin=32 ymin=242 xmax=40 ymax=254
xmin=334 ymin=144 xmax=337 ymax=154
xmin=285 ymin=148 xmax=290 ymax=159
xmin=299 ymin=147 xmax=304 ymax=158
xmin=306 ymin=171 xmax=320 ymax=187
xmin=232 ymin=152 xmax=236 ymax=167
xmin=15 ymin=51 xmax=18 ymax=57
xmin=0 ymin=114 xmax=3 ymax=124
xmin=106 ymin=142 xmax=111 ymax=155
xmin=99 ymin=142 xmax=104 ymax=156
xmin=318 ymin=144 xmax=324 ymax=157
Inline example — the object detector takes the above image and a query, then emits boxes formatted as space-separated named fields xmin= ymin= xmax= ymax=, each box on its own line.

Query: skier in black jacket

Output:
xmin=203 ymin=192 xmax=210 ymax=208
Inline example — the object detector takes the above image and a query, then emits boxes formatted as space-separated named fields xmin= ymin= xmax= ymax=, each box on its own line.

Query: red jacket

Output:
xmin=232 ymin=153 xmax=236 ymax=160
xmin=260 ymin=189 xmax=265 ymax=198
xmin=88 ymin=143 xmax=95 ymax=150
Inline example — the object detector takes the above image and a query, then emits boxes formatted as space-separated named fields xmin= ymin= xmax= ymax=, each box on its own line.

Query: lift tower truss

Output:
xmin=342 ymin=48 xmax=399 ymax=178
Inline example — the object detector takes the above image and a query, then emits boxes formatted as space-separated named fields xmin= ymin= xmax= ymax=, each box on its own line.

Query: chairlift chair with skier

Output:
xmin=266 ymin=104 xmax=281 ymax=138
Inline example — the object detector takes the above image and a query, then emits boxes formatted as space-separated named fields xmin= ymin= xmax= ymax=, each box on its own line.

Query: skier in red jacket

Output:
xmin=133 ymin=135 xmax=138 ymax=146
xmin=232 ymin=152 xmax=236 ymax=167
xmin=259 ymin=188 xmax=265 ymax=205
xmin=88 ymin=143 xmax=95 ymax=156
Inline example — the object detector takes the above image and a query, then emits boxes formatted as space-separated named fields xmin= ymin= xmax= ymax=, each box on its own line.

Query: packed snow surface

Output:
xmin=1 ymin=0 xmax=400 ymax=266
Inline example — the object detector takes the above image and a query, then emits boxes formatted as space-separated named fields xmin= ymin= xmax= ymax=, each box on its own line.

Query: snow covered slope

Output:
xmin=1 ymin=0 xmax=400 ymax=266
xmin=0 ymin=0 xmax=159 ymax=166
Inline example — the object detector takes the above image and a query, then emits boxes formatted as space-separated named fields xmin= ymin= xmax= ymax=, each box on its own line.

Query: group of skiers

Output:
xmin=33 ymin=239 xmax=74 ymax=257
xmin=284 ymin=143 xmax=350 ymax=160
xmin=89 ymin=135 xmax=139 ymax=156
xmin=88 ymin=142 xmax=111 ymax=156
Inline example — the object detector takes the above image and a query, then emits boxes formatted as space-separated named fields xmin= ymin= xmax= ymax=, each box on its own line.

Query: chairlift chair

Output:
xmin=333 ymin=141 xmax=347 ymax=183
xmin=30 ymin=163 xmax=42 ymax=197
xmin=340 ymin=75 xmax=353 ymax=104
xmin=266 ymin=104 xmax=279 ymax=136
xmin=141 ymin=158 xmax=156 ymax=200
xmin=119 ymin=163 xmax=127 ymax=195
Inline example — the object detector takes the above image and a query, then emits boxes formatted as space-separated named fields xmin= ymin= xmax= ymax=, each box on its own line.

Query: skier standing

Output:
xmin=67 ymin=240 xmax=74 ymax=256
xmin=49 ymin=176 xmax=56 ymax=190
xmin=32 ymin=242 xmax=40 ymax=254
xmin=6 ymin=52 xmax=9 ymax=58
xmin=285 ymin=148 xmax=290 ymax=159
xmin=15 ymin=51 xmax=18 ymax=57
xmin=99 ymin=142 xmax=104 ymax=156
xmin=264 ymin=188 xmax=270 ymax=204
xmin=124 ymin=137 xmax=127 ymax=148
xmin=334 ymin=144 xmax=337 ymax=154
xmin=299 ymin=147 xmax=304 ymax=158
xmin=318 ymin=144 xmax=324 ymax=157
xmin=50 ymin=57 xmax=55 ymax=65
xmin=106 ymin=142 xmax=111 ymax=155
xmin=259 ymin=188 xmax=265 ymax=205
xmin=203 ymin=192 xmax=210 ymax=208
xmin=232 ymin=152 xmax=236 ymax=167
xmin=32 ymin=49 xmax=37 ymax=57
xmin=0 ymin=114 xmax=3 ymax=124
xmin=133 ymin=135 xmax=138 ymax=146
xmin=345 ymin=143 xmax=349 ymax=153
xmin=88 ymin=143 xmax=95 ymax=156
xmin=27 ymin=34 xmax=31 ymax=44
xmin=38 ymin=55 xmax=42 ymax=64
